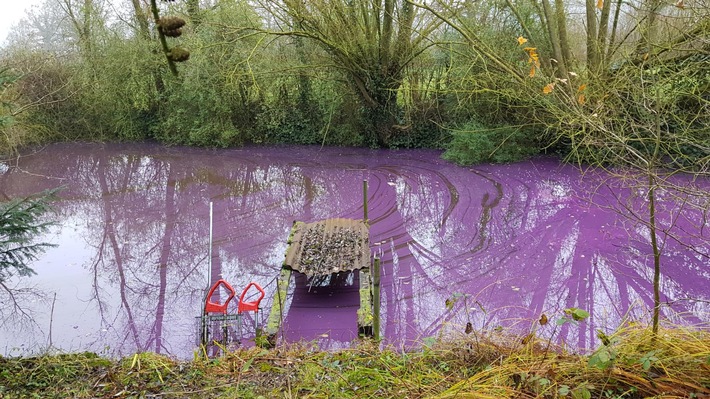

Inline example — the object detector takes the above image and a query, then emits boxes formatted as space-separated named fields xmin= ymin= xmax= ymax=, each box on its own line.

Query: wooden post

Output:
xmin=363 ymin=180 xmax=368 ymax=224
xmin=263 ymin=268 xmax=292 ymax=347
xmin=373 ymin=256 xmax=381 ymax=341
xmin=357 ymin=268 xmax=373 ymax=337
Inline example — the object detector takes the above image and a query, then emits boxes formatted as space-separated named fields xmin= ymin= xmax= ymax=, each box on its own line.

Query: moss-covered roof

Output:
xmin=283 ymin=218 xmax=370 ymax=278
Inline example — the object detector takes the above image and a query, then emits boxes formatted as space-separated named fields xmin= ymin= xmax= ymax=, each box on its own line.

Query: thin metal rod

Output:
xmin=208 ymin=201 xmax=213 ymax=286
xmin=201 ymin=202 xmax=215 ymax=347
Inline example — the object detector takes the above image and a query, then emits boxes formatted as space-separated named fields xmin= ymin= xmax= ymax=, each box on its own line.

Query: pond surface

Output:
xmin=1 ymin=142 xmax=708 ymax=358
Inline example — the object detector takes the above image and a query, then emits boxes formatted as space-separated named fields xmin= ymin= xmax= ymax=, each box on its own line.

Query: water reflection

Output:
xmin=0 ymin=143 xmax=708 ymax=358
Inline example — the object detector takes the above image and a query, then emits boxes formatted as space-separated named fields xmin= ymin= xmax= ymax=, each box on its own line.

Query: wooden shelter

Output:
xmin=284 ymin=218 xmax=370 ymax=281
xmin=264 ymin=218 xmax=378 ymax=345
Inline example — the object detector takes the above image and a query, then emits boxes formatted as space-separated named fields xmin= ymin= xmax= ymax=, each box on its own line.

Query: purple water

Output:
xmin=0 ymin=142 xmax=708 ymax=358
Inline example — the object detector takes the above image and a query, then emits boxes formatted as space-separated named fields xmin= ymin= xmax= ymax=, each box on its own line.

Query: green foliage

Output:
xmin=638 ymin=350 xmax=660 ymax=371
xmin=0 ymin=68 xmax=19 ymax=154
xmin=556 ymin=308 xmax=590 ymax=326
xmin=0 ymin=55 xmax=73 ymax=153
xmin=0 ymin=68 xmax=17 ymax=131
xmin=11 ymin=53 xmax=79 ymax=137
xmin=443 ymin=120 xmax=540 ymax=165
xmin=254 ymin=77 xmax=327 ymax=145
xmin=571 ymin=383 xmax=593 ymax=399
xmin=388 ymin=113 xmax=449 ymax=149
xmin=150 ymin=2 xmax=264 ymax=147
xmin=444 ymin=292 xmax=466 ymax=311
xmin=73 ymin=38 xmax=160 ymax=141
xmin=0 ymin=188 xmax=58 ymax=281
xmin=0 ymin=352 xmax=111 ymax=394
xmin=588 ymin=345 xmax=617 ymax=370
xmin=5 ymin=41 xmax=159 ymax=144
xmin=2 ymin=0 xmax=708 ymax=157
xmin=267 ymin=0 xmax=446 ymax=147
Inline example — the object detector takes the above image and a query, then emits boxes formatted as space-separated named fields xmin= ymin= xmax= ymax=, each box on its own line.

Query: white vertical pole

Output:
xmin=208 ymin=201 xmax=213 ymax=287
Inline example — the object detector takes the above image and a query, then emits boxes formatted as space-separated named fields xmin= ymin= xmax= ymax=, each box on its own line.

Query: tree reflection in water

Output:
xmin=0 ymin=143 xmax=707 ymax=358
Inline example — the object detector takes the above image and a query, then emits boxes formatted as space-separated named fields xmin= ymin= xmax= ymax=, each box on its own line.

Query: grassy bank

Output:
xmin=1 ymin=326 xmax=709 ymax=398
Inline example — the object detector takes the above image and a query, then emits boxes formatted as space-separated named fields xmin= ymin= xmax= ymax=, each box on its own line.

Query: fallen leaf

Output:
xmin=522 ymin=333 xmax=534 ymax=344
xmin=539 ymin=314 xmax=548 ymax=326
xmin=597 ymin=0 xmax=603 ymax=9
xmin=596 ymin=329 xmax=611 ymax=346
xmin=542 ymin=83 xmax=555 ymax=94
xmin=578 ymin=94 xmax=586 ymax=105
xmin=578 ymin=83 xmax=587 ymax=92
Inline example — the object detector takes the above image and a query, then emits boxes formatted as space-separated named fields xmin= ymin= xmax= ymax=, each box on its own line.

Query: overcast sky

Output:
xmin=0 ymin=0 xmax=44 ymax=46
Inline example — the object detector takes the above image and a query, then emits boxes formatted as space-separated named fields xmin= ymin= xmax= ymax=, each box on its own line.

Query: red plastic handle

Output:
xmin=204 ymin=279 xmax=236 ymax=314
xmin=238 ymin=282 xmax=265 ymax=313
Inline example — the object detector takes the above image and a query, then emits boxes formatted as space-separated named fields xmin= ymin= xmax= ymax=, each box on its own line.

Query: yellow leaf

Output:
xmin=542 ymin=83 xmax=555 ymax=94
xmin=578 ymin=94 xmax=586 ymax=105
xmin=578 ymin=83 xmax=587 ymax=92
xmin=597 ymin=0 xmax=603 ymax=9
xmin=517 ymin=36 xmax=528 ymax=45
xmin=523 ymin=46 xmax=541 ymax=77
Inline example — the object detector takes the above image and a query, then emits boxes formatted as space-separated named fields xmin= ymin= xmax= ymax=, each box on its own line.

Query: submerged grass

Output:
xmin=1 ymin=326 xmax=709 ymax=398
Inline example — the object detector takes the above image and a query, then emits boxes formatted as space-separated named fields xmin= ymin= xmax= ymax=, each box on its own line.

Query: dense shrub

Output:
xmin=443 ymin=120 xmax=540 ymax=165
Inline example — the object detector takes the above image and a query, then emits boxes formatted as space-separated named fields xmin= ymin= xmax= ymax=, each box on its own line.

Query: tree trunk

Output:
xmin=597 ymin=0 xmax=613 ymax=70
xmin=585 ymin=0 xmax=600 ymax=73
xmin=605 ymin=0 xmax=623 ymax=63
xmin=540 ymin=0 xmax=568 ymax=78
xmin=187 ymin=0 xmax=201 ymax=26
xmin=381 ymin=0 xmax=394 ymax=65
xmin=293 ymin=18 xmax=313 ymax=117
xmin=636 ymin=0 xmax=664 ymax=54
xmin=506 ymin=0 xmax=551 ymax=72
xmin=369 ymin=102 xmax=396 ymax=147
xmin=554 ymin=0 xmax=572 ymax=74
xmin=648 ymin=173 xmax=661 ymax=337
xmin=61 ymin=0 xmax=94 ymax=55
xmin=82 ymin=0 xmax=92 ymax=53
xmin=130 ymin=0 xmax=151 ymax=39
